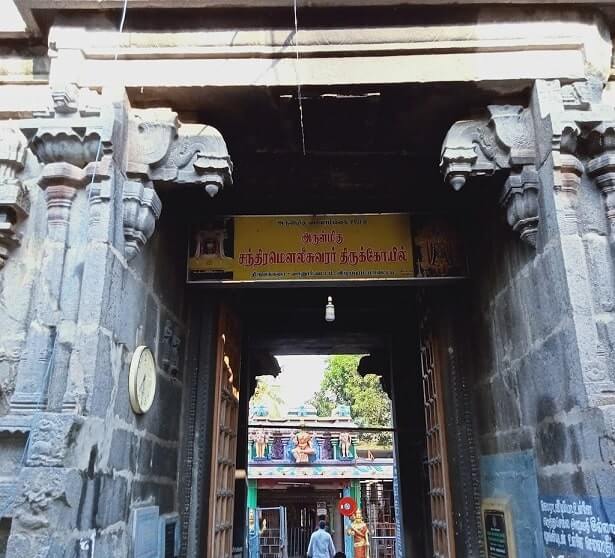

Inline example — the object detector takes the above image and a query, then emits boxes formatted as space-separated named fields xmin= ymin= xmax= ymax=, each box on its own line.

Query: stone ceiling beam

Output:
xmin=16 ymin=0 xmax=615 ymax=9
xmin=45 ymin=10 xmax=611 ymax=88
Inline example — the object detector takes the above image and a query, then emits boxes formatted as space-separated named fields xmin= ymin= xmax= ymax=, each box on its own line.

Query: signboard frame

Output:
xmin=186 ymin=212 xmax=468 ymax=286
xmin=481 ymin=498 xmax=517 ymax=558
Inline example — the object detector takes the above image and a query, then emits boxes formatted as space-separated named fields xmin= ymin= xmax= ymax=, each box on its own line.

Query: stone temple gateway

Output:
xmin=1 ymin=2 xmax=615 ymax=558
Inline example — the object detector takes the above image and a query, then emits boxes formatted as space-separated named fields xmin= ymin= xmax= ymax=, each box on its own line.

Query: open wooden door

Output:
xmin=207 ymin=304 xmax=242 ymax=558
xmin=419 ymin=319 xmax=456 ymax=558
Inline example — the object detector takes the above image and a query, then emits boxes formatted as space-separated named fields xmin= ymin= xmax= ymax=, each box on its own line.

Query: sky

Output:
xmin=272 ymin=355 xmax=329 ymax=409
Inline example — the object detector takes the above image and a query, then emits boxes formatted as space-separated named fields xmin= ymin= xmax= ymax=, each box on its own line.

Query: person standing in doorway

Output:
xmin=307 ymin=520 xmax=336 ymax=558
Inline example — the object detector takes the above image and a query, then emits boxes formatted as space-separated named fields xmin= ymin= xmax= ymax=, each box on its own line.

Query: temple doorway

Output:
xmin=248 ymin=353 xmax=395 ymax=557
xmin=167 ymin=77 xmax=484 ymax=558
xmin=182 ymin=282 xmax=476 ymax=558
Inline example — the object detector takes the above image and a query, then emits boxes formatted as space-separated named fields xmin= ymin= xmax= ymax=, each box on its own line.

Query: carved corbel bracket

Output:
xmin=440 ymin=105 xmax=535 ymax=191
xmin=122 ymin=180 xmax=162 ymax=261
xmin=122 ymin=108 xmax=177 ymax=260
xmin=123 ymin=110 xmax=233 ymax=260
xmin=126 ymin=108 xmax=179 ymax=179
xmin=441 ymin=105 xmax=538 ymax=246
xmin=152 ymin=123 xmax=233 ymax=198
xmin=0 ymin=128 xmax=30 ymax=269
xmin=500 ymin=166 xmax=540 ymax=247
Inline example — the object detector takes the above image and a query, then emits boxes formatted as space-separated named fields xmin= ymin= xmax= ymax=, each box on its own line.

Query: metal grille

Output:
xmin=361 ymin=481 xmax=397 ymax=558
xmin=208 ymin=307 xmax=241 ymax=558
xmin=286 ymin=504 xmax=315 ymax=558
xmin=258 ymin=507 xmax=288 ymax=558
xmin=420 ymin=326 xmax=455 ymax=558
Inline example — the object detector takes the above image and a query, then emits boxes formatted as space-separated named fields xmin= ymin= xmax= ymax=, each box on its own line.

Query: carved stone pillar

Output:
xmin=500 ymin=166 xmax=540 ymax=246
xmin=10 ymin=120 xmax=102 ymax=413
xmin=530 ymin=79 xmax=615 ymax=407
xmin=85 ymin=155 xmax=113 ymax=242
xmin=10 ymin=161 xmax=93 ymax=414
xmin=0 ymin=128 xmax=30 ymax=269
xmin=552 ymin=151 xmax=585 ymax=235
xmin=587 ymin=124 xmax=615 ymax=244
xmin=38 ymin=162 xmax=86 ymax=239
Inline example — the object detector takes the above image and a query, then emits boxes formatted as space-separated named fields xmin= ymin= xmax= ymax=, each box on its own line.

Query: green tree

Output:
xmin=310 ymin=388 xmax=336 ymax=417
xmin=251 ymin=375 xmax=285 ymax=418
xmin=309 ymin=355 xmax=392 ymax=446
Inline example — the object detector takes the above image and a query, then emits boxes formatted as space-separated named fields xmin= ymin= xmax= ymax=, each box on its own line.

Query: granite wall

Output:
xmin=464 ymin=81 xmax=615 ymax=557
xmin=0 ymin=90 xmax=189 ymax=557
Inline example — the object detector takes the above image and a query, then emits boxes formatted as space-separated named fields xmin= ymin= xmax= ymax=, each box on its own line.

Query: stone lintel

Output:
xmin=44 ymin=9 xmax=611 ymax=88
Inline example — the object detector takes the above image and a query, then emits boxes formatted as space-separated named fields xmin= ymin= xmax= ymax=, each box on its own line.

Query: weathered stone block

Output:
xmin=137 ymin=440 xmax=178 ymax=481
xmin=144 ymin=294 xmax=158 ymax=351
xmin=93 ymin=529 xmax=128 ymax=558
xmin=131 ymin=481 xmax=174 ymax=514
xmin=517 ymin=326 xmax=587 ymax=428
xmin=491 ymin=370 xmax=522 ymax=432
xmin=96 ymin=474 xmax=129 ymax=528
xmin=137 ymin=373 xmax=182 ymax=442
xmin=26 ymin=413 xmax=81 ymax=467
xmin=85 ymin=334 xmax=115 ymax=418
xmin=11 ymin=467 xmax=83 ymax=534
xmin=582 ymin=232 xmax=615 ymax=312
xmin=5 ymin=532 xmax=51 ymax=558
xmin=0 ymin=433 xmax=26 ymax=476
xmin=107 ymin=428 xmax=139 ymax=472
xmin=536 ymin=419 xmax=567 ymax=466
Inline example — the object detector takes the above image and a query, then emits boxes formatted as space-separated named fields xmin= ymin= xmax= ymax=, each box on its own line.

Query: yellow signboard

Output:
xmin=188 ymin=213 xmax=465 ymax=283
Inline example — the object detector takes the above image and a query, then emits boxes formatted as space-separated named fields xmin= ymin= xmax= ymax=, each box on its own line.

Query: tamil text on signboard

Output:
xmin=187 ymin=213 xmax=465 ymax=283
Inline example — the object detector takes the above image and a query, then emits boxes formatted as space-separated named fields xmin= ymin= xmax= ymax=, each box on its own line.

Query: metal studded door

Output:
xmin=420 ymin=321 xmax=455 ymax=558
xmin=207 ymin=305 xmax=241 ymax=558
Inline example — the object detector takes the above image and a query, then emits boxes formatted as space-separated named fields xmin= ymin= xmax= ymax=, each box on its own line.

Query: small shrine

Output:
xmin=247 ymin=404 xmax=395 ymax=558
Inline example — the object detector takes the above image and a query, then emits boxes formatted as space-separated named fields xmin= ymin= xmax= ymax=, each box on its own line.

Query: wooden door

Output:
xmin=207 ymin=305 xmax=241 ymax=558
xmin=419 ymin=321 xmax=455 ymax=558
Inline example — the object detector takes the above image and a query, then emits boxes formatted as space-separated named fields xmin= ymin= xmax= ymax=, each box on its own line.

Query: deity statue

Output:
xmin=194 ymin=227 xmax=230 ymax=259
xmin=291 ymin=431 xmax=315 ymax=463
xmin=347 ymin=510 xmax=370 ymax=558
xmin=339 ymin=431 xmax=352 ymax=458
xmin=252 ymin=428 xmax=269 ymax=459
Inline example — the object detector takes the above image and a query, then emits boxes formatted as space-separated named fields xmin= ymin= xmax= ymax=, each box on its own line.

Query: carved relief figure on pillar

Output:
xmin=252 ymin=428 xmax=269 ymax=459
xmin=292 ymin=430 xmax=315 ymax=463
xmin=339 ymin=431 xmax=353 ymax=459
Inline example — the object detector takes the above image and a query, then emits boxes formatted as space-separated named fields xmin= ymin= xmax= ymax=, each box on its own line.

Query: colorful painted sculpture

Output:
xmin=347 ymin=510 xmax=370 ymax=558
xmin=339 ymin=431 xmax=352 ymax=458
xmin=292 ymin=431 xmax=315 ymax=463
xmin=252 ymin=428 xmax=268 ymax=458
